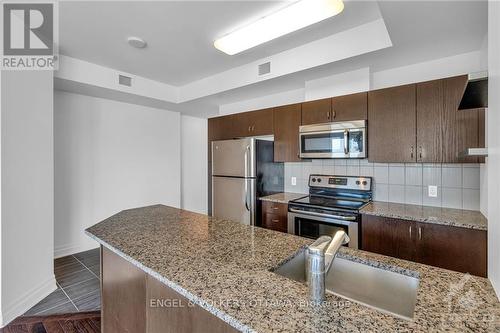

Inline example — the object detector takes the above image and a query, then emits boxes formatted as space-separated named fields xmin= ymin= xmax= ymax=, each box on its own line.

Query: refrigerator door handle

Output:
xmin=244 ymin=145 xmax=250 ymax=177
xmin=243 ymin=145 xmax=250 ymax=211
xmin=244 ymin=179 xmax=250 ymax=212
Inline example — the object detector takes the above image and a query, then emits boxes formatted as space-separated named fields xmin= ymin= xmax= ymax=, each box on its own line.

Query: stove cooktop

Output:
xmin=290 ymin=195 xmax=368 ymax=211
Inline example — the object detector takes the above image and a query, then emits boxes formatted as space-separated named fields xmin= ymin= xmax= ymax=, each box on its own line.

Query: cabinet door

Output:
xmin=208 ymin=115 xmax=239 ymax=141
xmin=302 ymin=98 xmax=332 ymax=125
xmin=361 ymin=215 xmax=397 ymax=257
xmin=416 ymin=223 xmax=487 ymax=277
xmin=392 ymin=220 xmax=417 ymax=261
xmin=331 ymin=92 xmax=367 ymax=121
xmin=274 ymin=104 xmax=301 ymax=162
xmin=368 ymin=84 xmax=417 ymax=163
xmin=362 ymin=215 xmax=417 ymax=260
xmin=442 ymin=75 xmax=480 ymax=163
xmin=244 ymin=108 xmax=274 ymax=136
xmin=417 ymin=79 xmax=444 ymax=163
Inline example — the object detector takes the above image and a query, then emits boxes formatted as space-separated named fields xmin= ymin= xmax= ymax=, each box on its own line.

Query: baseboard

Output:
xmin=0 ymin=275 xmax=57 ymax=327
xmin=54 ymin=242 xmax=99 ymax=258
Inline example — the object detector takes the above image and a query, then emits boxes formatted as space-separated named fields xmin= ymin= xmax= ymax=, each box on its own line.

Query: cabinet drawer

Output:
xmin=262 ymin=212 xmax=287 ymax=233
xmin=262 ymin=201 xmax=287 ymax=215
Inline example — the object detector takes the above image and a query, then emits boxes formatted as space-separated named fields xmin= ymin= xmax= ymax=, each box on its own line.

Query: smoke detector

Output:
xmin=127 ymin=37 xmax=147 ymax=49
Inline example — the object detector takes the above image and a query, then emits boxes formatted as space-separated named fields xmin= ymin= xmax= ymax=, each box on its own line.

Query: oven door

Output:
xmin=287 ymin=209 xmax=359 ymax=249
xmin=299 ymin=127 xmax=367 ymax=159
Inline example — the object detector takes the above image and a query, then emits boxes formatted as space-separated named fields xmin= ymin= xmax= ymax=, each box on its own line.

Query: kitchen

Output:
xmin=1 ymin=0 xmax=500 ymax=332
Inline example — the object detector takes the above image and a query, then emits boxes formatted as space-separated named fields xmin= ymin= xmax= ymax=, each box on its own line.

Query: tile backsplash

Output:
xmin=284 ymin=159 xmax=481 ymax=211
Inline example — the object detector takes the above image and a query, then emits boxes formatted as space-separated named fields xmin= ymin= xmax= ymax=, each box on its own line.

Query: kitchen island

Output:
xmin=86 ymin=205 xmax=500 ymax=332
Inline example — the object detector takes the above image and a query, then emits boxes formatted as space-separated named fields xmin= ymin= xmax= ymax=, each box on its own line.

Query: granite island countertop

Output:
xmin=259 ymin=192 xmax=307 ymax=204
xmin=361 ymin=201 xmax=488 ymax=231
xmin=86 ymin=205 xmax=499 ymax=332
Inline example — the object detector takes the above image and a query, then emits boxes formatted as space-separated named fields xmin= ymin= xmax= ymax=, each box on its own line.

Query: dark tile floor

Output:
xmin=24 ymin=248 xmax=101 ymax=316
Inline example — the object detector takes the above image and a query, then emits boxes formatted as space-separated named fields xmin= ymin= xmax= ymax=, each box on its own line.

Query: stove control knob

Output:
xmin=317 ymin=178 xmax=322 ymax=183
xmin=356 ymin=181 xmax=361 ymax=185
xmin=311 ymin=178 xmax=316 ymax=182
xmin=362 ymin=181 xmax=368 ymax=185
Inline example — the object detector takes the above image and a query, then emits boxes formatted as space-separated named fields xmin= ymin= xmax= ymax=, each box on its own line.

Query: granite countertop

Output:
xmin=86 ymin=205 xmax=500 ymax=332
xmin=361 ymin=201 xmax=488 ymax=231
xmin=259 ymin=192 xmax=307 ymax=204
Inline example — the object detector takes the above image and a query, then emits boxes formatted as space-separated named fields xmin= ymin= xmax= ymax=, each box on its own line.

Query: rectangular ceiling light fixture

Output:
xmin=214 ymin=0 xmax=344 ymax=55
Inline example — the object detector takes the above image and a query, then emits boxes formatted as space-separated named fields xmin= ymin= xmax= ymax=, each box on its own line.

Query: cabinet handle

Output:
xmin=272 ymin=206 xmax=279 ymax=210
xmin=418 ymin=146 xmax=423 ymax=161
xmin=418 ymin=226 xmax=422 ymax=240
xmin=272 ymin=219 xmax=279 ymax=223
xmin=410 ymin=146 xmax=414 ymax=159
xmin=327 ymin=111 xmax=330 ymax=120
xmin=332 ymin=110 xmax=336 ymax=119
xmin=252 ymin=125 xmax=255 ymax=131
xmin=248 ymin=126 xmax=251 ymax=132
xmin=409 ymin=225 xmax=412 ymax=238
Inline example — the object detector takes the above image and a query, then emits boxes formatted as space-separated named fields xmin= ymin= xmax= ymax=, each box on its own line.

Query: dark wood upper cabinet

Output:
xmin=417 ymin=79 xmax=444 ymax=163
xmin=368 ymin=84 xmax=417 ymax=163
xmin=273 ymin=104 xmax=302 ymax=162
xmin=209 ymin=75 xmax=485 ymax=165
xmin=442 ymin=75 xmax=481 ymax=163
xmin=331 ymin=92 xmax=368 ymax=121
xmin=416 ymin=75 xmax=485 ymax=163
xmin=208 ymin=115 xmax=235 ymax=142
xmin=301 ymin=98 xmax=332 ymax=125
xmin=240 ymin=108 xmax=274 ymax=136
xmin=208 ymin=108 xmax=274 ymax=141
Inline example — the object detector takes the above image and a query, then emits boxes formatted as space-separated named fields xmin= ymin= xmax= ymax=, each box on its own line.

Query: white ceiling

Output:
xmin=59 ymin=1 xmax=383 ymax=86
xmin=57 ymin=0 xmax=488 ymax=116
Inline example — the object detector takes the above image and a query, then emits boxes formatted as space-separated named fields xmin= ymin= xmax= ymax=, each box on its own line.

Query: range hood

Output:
xmin=458 ymin=72 xmax=488 ymax=110
xmin=459 ymin=148 xmax=488 ymax=158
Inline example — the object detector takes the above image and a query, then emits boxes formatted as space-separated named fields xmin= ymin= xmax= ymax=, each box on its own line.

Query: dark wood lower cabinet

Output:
xmin=416 ymin=222 xmax=487 ymax=277
xmin=361 ymin=215 xmax=487 ymax=277
xmin=101 ymin=247 xmax=237 ymax=333
xmin=261 ymin=201 xmax=288 ymax=232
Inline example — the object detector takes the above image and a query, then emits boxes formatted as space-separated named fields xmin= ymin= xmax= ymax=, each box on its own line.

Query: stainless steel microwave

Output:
xmin=299 ymin=120 xmax=367 ymax=159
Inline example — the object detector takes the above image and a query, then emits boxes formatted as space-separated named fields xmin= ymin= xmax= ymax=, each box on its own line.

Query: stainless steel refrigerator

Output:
xmin=211 ymin=138 xmax=283 ymax=226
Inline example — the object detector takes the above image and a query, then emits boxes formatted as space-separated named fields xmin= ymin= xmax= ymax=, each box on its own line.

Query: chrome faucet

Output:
xmin=306 ymin=231 xmax=350 ymax=302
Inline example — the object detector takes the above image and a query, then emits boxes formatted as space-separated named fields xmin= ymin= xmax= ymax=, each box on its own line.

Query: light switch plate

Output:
xmin=428 ymin=185 xmax=438 ymax=197
xmin=291 ymin=177 xmax=297 ymax=186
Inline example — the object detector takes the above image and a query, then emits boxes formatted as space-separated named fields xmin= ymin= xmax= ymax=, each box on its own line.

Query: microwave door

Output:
xmin=347 ymin=128 xmax=367 ymax=158
xmin=300 ymin=130 xmax=347 ymax=158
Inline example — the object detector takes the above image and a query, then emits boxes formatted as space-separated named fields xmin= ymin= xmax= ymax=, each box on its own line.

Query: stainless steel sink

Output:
xmin=274 ymin=251 xmax=419 ymax=319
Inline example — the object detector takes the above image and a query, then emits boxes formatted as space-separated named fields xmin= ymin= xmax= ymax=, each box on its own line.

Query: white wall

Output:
xmin=219 ymin=50 xmax=485 ymax=116
xmin=181 ymin=116 xmax=208 ymax=214
xmin=305 ymin=67 xmax=370 ymax=101
xmin=54 ymin=91 xmax=181 ymax=257
xmin=488 ymin=0 xmax=500 ymax=298
xmin=1 ymin=71 xmax=55 ymax=326
xmin=371 ymin=50 xmax=486 ymax=90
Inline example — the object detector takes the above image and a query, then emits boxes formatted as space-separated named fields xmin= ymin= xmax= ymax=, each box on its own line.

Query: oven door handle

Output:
xmin=289 ymin=208 xmax=356 ymax=221
xmin=344 ymin=129 xmax=349 ymax=155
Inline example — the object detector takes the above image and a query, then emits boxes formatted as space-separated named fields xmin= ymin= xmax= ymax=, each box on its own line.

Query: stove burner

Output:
xmin=291 ymin=195 xmax=367 ymax=211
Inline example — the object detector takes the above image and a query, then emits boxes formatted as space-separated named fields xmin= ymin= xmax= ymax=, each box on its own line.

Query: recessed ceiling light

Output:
xmin=127 ymin=36 xmax=147 ymax=49
xmin=214 ymin=0 xmax=344 ymax=55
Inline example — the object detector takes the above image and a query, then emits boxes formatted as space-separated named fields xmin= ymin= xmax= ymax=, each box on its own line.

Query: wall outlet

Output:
xmin=291 ymin=177 xmax=297 ymax=186
xmin=428 ymin=185 xmax=438 ymax=198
